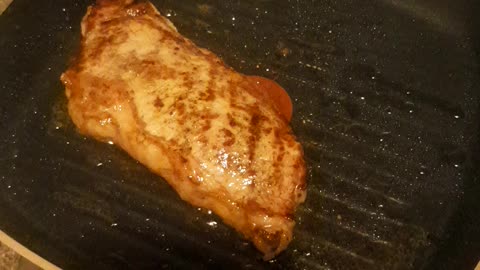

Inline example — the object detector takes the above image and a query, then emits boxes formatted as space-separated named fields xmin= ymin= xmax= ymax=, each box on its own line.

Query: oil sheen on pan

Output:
xmin=60 ymin=0 xmax=306 ymax=260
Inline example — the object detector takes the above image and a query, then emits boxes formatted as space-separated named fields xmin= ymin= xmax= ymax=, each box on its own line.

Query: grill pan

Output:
xmin=0 ymin=0 xmax=479 ymax=269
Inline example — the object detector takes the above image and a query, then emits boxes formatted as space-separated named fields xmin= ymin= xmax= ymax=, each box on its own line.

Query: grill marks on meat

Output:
xmin=61 ymin=0 xmax=306 ymax=259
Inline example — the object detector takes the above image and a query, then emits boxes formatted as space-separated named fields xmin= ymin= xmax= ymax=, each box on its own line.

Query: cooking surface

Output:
xmin=0 ymin=0 xmax=479 ymax=269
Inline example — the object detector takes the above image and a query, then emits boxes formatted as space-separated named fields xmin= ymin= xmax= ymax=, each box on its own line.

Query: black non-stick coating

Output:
xmin=0 ymin=0 xmax=479 ymax=269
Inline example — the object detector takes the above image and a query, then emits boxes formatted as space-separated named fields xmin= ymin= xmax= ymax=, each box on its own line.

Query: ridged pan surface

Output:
xmin=0 ymin=0 xmax=478 ymax=269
